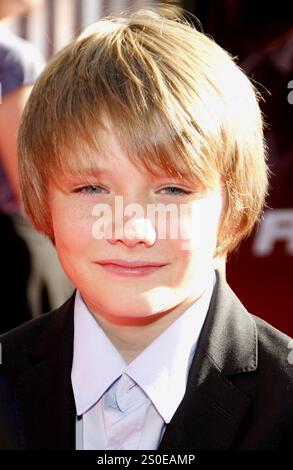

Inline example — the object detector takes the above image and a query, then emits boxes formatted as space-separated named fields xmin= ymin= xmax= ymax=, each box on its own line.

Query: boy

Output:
xmin=0 ymin=6 xmax=292 ymax=450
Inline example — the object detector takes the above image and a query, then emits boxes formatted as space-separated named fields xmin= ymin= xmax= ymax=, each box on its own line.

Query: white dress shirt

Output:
xmin=71 ymin=271 xmax=215 ymax=450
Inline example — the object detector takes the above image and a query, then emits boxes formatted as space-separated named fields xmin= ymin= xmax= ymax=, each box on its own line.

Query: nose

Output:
xmin=106 ymin=217 xmax=157 ymax=247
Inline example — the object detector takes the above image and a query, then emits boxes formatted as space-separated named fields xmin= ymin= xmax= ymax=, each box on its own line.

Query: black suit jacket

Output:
xmin=0 ymin=271 xmax=293 ymax=449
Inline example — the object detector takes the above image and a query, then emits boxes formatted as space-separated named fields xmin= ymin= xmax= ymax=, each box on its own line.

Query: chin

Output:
xmin=87 ymin=287 xmax=181 ymax=320
xmin=107 ymin=302 xmax=154 ymax=318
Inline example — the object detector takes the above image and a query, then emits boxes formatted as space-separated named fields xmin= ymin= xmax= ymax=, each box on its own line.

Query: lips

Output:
xmin=96 ymin=259 xmax=168 ymax=277
xmin=98 ymin=259 xmax=166 ymax=268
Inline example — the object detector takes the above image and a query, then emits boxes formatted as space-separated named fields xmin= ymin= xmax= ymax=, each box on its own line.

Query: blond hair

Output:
xmin=18 ymin=5 xmax=268 ymax=257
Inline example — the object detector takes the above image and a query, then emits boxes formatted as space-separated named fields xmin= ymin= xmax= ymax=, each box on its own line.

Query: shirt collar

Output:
xmin=71 ymin=293 xmax=127 ymax=415
xmin=71 ymin=270 xmax=215 ymax=421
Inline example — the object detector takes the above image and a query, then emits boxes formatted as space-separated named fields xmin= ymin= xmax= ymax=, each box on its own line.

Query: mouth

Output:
xmin=95 ymin=259 xmax=168 ymax=277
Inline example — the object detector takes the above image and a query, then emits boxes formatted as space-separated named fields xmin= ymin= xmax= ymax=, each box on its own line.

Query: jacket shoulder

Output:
xmin=0 ymin=294 xmax=75 ymax=376
xmin=252 ymin=314 xmax=293 ymax=382
xmin=1 ymin=311 xmax=50 ymax=356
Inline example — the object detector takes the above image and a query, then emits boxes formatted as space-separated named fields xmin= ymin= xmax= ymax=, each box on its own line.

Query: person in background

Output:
xmin=0 ymin=0 xmax=72 ymax=332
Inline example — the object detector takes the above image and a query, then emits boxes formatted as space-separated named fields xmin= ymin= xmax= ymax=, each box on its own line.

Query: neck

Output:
xmin=90 ymin=292 xmax=205 ymax=364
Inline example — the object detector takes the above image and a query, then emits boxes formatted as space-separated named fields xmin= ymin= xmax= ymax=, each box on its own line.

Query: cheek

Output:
xmin=168 ymin=194 xmax=222 ymax=257
xmin=51 ymin=201 xmax=94 ymax=256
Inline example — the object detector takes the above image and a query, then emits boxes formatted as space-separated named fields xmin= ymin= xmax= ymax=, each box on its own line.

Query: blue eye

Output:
xmin=159 ymin=186 xmax=190 ymax=196
xmin=75 ymin=185 xmax=107 ymax=194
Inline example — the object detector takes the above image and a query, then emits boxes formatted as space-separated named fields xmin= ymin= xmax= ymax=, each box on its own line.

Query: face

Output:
xmin=49 ymin=126 xmax=224 ymax=325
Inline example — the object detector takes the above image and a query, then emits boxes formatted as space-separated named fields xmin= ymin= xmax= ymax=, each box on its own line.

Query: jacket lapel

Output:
xmin=15 ymin=294 xmax=76 ymax=449
xmin=159 ymin=271 xmax=257 ymax=450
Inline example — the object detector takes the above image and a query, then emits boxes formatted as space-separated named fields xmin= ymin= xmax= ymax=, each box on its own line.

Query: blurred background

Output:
xmin=5 ymin=0 xmax=293 ymax=335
